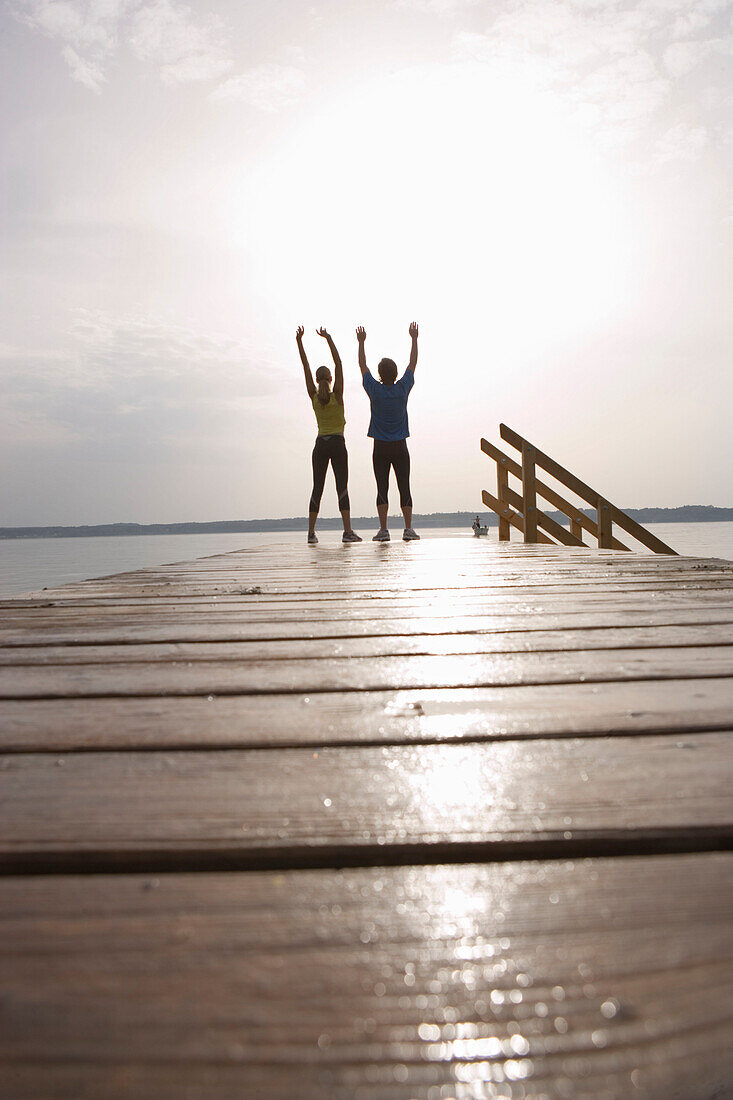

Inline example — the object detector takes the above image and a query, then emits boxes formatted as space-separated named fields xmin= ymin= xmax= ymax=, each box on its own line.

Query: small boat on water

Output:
xmin=471 ymin=521 xmax=489 ymax=537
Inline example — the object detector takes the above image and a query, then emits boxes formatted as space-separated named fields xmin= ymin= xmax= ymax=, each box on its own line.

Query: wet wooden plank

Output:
xmin=2 ymin=645 xmax=732 ymax=699
xmin=6 ymin=576 xmax=733 ymax=607
xmin=2 ymin=607 xmax=732 ymax=646
xmin=54 ymin=589 xmax=722 ymax=610
xmin=2 ymin=678 xmax=731 ymax=752
xmin=1 ymin=854 xmax=731 ymax=1098
xmin=5 ymin=598 xmax=730 ymax=642
xmin=2 ymin=623 xmax=733 ymax=665
xmin=12 ymin=578 xmax=733 ymax=604
xmin=0 ymin=733 xmax=729 ymax=870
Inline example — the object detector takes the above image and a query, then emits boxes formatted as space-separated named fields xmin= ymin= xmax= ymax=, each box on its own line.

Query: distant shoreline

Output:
xmin=2 ymin=506 xmax=732 ymax=539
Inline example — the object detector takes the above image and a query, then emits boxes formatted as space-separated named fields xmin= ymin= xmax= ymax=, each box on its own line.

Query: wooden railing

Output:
xmin=481 ymin=424 xmax=677 ymax=555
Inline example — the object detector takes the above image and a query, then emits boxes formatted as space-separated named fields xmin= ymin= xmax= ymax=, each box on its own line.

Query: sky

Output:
xmin=1 ymin=0 xmax=731 ymax=526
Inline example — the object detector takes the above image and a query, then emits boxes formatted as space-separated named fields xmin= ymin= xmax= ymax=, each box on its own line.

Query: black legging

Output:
xmin=372 ymin=439 xmax=412 ymax=508
xmin=310 ymin=434 xmax=350 ymax=513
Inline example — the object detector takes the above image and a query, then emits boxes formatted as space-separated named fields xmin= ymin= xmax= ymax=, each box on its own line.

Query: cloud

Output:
xmin=13 ymin=0 xmax=128 ymax=47
xmin=393 ymin=0 xmax=479 ymax=12
xmin=0 ymin=312 xmax=280 ymax=453
xmin=211 ymin=63 xmax=306 ymax=112
xmin=13 ymin=0 xmax=130 ymax=91
xmin=655 ymin=121 xmax=708 ymax=160
xmin=452 ymin=0 xmax=732 ymax=155
xmin=12 ymin=0 xmax=231 ymax=89
xmin=13 ymin=1 xmax=307 ymax=109
xmin=60 ymin=43 xmax=106 ymax=92
xmin=126 ymin=0 xmax=231 ymax=84
xmin=662 ymin=35 xmax=727 ymax=75
xmin=68 ymin=309 xmax=275 ymax=384
xmin=0 ymin=345 xmax=79 ymax=446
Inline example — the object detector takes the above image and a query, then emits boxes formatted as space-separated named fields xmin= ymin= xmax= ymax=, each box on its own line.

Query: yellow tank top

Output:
xmin=312 ymin=392 xmax=345 ymax=436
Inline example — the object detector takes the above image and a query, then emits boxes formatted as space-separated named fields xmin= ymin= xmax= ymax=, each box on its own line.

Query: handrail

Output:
xmin=499 ymin=425 xmax=676 ymax=554
xmin=480 ymin=425 xmax=677 ymax=555
xmin=481 ymin=439 xmax=630 ymax=551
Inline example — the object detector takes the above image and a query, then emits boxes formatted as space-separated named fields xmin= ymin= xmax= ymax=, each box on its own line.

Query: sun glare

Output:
xmin=233 ymin=62 xmax=634 ymax=356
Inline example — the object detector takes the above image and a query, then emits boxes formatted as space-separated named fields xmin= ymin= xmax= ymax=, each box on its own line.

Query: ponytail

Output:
xmin=316 ymin=379 xmax=331 ymax=406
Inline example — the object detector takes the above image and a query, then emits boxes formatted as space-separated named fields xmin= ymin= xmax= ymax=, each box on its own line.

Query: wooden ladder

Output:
xmin=481 ymin=424 xmax=677 ymax=554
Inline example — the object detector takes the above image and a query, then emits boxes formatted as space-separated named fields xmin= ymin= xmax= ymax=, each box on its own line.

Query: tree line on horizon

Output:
xmin=2 ymin=506 xmax=732 ymax=539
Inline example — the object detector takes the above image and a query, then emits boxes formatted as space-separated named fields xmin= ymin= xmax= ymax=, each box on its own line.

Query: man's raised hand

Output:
xmin=317 ymin=327 xmax=330 ymax=339
xmin=296 ymin=325 xmax=305 ymax=341
xmin=356 ymin=326 xmax=366 ymax=343
xmin=406 ymin=321 xmax=419 ymax=372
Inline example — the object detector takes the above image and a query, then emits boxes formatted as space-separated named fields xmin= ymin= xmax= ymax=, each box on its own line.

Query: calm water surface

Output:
xmin=1 ymin=521 xmax=732 ymax=597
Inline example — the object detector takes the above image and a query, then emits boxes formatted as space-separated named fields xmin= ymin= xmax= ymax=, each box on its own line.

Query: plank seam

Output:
xmin=2 ymin=723 xmax=732 ymax=755
xmin=1 ymin=831 xmax=731 ymax=877
xmin=4 ymin=617 xmax=733 ymax=647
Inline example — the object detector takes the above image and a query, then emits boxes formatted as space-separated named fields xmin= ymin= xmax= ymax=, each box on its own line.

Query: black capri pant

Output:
xmin=310 ymin=434 xmax=350 ymax=513
xmin=372 ymin=439 xmax=412 ymax=508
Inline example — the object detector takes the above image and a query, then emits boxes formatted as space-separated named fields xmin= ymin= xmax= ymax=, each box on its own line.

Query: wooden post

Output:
xmin=482 ymin=489 xmax=555 ymax=543
xmin=598 ymin=497 xmax=612 ymax=549
xmin=570 ymin=519 xmax=583 ymax=541
xmin=497 ymin=460 xmax=510 ymax=542
xmin=522 ymin=442 xmax=538 ymax=544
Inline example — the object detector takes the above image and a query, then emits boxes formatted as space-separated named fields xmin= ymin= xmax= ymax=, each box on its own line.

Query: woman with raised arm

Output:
xmin=356 ymin=322 xmax=420 ymax=542
xmin=296 ymin=326 xmax=362 ymax=545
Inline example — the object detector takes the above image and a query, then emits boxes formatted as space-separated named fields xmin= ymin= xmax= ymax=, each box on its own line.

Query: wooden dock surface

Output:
xmin=1 ymin=536 xmax=732 ymax=1099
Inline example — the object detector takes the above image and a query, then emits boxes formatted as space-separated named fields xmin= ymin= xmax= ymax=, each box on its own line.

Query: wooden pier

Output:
xmin=1 ymin=536 xmax=732 ymax=1099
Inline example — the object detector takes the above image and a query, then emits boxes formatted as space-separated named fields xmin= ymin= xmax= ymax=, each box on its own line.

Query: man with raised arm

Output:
xmin=356 ymin=322 xmax=420 ymax=542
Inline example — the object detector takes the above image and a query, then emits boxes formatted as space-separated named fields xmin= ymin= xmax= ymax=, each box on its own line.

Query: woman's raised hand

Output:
xmin=409 ymin=321 xmax=419 ymax=338
xmin=316 ymin=327 xmax=330 ymax=339
xmin=296 ymin=325 xmax=305 ymax=340
xmin=356 ymin=326 xmax=366 ymax=342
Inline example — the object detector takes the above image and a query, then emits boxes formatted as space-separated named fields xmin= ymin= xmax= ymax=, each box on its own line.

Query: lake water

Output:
xmin=1 ymin=521 xmax=732 ymax=598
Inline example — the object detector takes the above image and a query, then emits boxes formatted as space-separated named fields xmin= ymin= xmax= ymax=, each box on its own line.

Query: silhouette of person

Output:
xmin=296 ymin=326 xmax=362 ymax=545
xmin=356 ymin=322 xmax=419 ymax=541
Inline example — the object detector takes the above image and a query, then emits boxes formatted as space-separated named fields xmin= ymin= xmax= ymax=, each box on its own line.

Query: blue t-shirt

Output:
xmin=362 ymin=370 xmax=415 ymax=441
